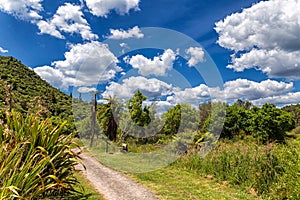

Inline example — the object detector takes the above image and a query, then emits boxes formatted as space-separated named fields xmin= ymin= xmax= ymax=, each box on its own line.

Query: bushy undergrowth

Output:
xmin=176 ymin=139 xmax=300 ymax=199
xmin=0 ymin=110 xmax=81 ymax=199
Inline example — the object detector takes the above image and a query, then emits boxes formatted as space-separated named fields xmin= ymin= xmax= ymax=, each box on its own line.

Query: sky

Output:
xmin=0 ymin=0 xmax=300 ymax=110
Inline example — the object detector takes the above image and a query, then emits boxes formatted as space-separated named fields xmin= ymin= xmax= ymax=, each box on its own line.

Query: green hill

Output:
xmin=0 ymin=56 xmax=72 ymax=119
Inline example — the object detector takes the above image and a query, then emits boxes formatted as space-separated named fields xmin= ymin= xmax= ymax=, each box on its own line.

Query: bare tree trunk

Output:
xmin=90 ymin=93 xmax=97 ymax=147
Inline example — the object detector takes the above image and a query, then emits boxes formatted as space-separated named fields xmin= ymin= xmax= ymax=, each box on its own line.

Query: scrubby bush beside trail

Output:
xmin=175 ymin=140 xmax=300 ymax=200
xmin=0 ymin=110 xmax=81 ymax=199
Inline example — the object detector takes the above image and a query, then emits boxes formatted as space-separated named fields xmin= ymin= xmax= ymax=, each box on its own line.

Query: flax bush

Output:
xmin=0 ymin=110 xmax=81 ymax=199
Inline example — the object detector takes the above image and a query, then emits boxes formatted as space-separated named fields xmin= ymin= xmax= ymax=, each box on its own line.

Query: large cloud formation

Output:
xmin=34 ymin=41 xmax=121 ymax=89
xmin=104 ymin=76 xmax=174 ymax=100
xmin=222 ymin=79 xmax=294 ymax=100
xmin=215 ymin=0 xmax=300 ymax=79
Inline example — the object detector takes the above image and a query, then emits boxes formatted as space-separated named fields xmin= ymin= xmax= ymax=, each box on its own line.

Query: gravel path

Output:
xmin=75 ymin=151 xmax=158 ymax=200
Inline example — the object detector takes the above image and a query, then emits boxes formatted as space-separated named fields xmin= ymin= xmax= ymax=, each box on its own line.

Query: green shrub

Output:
xmin=249 ymin=104 xmax=295 ymax=143
xmin=0 ymin=110 xmax=81 ymax=199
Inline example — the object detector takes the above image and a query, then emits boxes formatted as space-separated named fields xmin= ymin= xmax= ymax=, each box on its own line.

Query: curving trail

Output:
xmin=75 ymin=151 xmax=158 ymax=200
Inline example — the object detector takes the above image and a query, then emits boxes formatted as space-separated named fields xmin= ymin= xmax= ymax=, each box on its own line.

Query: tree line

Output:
xmin=76 ymin=90 xmax=296 ymax=145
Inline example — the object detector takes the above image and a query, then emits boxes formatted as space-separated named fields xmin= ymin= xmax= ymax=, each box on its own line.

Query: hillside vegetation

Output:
xmin=0 ymin=56 xmax=72 ymax=119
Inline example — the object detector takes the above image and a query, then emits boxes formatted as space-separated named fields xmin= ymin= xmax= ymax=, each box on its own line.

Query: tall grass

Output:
xmin=0 ymin=110 xmax=81 ymax=199
xmin=176 ymin=140 xmax=300 ymax=199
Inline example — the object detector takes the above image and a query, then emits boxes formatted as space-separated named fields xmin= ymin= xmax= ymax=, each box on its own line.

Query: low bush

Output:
xmin=0 ymin=110 xmax=81 ymax=199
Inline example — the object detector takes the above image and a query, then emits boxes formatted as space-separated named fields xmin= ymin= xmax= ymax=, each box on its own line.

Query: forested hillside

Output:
xmin=0 ymin=56 xmax=72 ymax=118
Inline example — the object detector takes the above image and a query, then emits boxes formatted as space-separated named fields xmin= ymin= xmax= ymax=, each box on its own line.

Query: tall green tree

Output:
xmin=128 ymin=90 xmax=151 ymax=127
xmin=204 ymin=102 xmax=226 ymax=137
xmin=221 ymin=103 xmax=252 ymax=138
xmin=199 ymin=102 xmax=212 ymax=132
xmin=163 ymin=104 xmax=181 ymax=135
xmin=163 ymin=104 xmax=199 ymax=135
xmin=98 ymin=96 xmax=120 ymax=141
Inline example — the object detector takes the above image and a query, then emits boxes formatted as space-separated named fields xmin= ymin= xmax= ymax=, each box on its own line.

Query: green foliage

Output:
xmin=73 ymin=172 xmax=104 ymax=200
xmin=0 ymin=56 xmax=72 ymax=119
xmin=111 ymin=91 xmax=157 ymax=142
xmin=97 ymin=96 xmax=121 ymax=141
xmin=222 ymin=104 xmax=251 ymax=138
xmin=162 ymin=104 xmax=181 ymax=135
xmin=0 ymin=110 xmax=81 ymax=199
xmin=198 ymin=102 xmax=211 ymax=132
xmin=176 ymin=140 xmax=300 ymax=199
xmin=128 ymin=91 xmax=151 ymax=127
xmin=206 ymin=100 xmax=295 ymax=143
xmin=132 ymin=156 xmax=258 ymax=200
xmin=117 ymin=110 xmax=163 ymax=144
xmin=163 ymin=104 xmax=199 ymax=135
xmin=249 ymin=103 xmax=295 ymax=143
xmin=178 ymin=104 xmax=199 ymax=132
xmin=204 ymin=102 xmax=226 ymax=136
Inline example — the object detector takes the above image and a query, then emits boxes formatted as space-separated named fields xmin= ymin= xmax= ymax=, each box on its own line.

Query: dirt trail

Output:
xmin=75 ymin=151 xmax=158 ymax=200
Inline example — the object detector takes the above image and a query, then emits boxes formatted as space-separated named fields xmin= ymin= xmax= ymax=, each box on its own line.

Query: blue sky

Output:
xmin=0 ymin=0 xmax=300 ymax=109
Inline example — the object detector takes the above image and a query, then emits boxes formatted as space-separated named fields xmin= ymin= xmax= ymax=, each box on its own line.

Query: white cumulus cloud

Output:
xmin=84 ymin=0 xmax=140 ymax=17
xmin=0 ymin=0 xmax=43 ymax=22
xmin=37 ymin=3 xmax=98 ymax=40
xmin=185 ymin=47 xmax=205 ymax=67
xmin=252 ymin=92 xmax=300 ymax=106
xmin=77 ymin=87 xmax=97 ymax=93
xmin=37 ymin=20 xmax=65 ymax=39
xmin=169 ymin=78 xmax=294 ymax=106
xmin=34 ymin=65 xmax=65 ymax=88
xmin=0 ymin=47 xmax=8 ymax=53
xmin=35 ymin=41 xmax=121 ymax=89
xmin=107 ymin=26 xmax=144 ymax=39
xmin=215 ymin=0 xmax=300 ymax=79
xmin=169 ymin=84 xmax=214 ymax=105
xmin=104 ymin=76 xmax=174 ymax=100
xmin=125 ymin=49 xmax=177 ymax=76
xmin=223 ymin=79 xmax=294 ymax=101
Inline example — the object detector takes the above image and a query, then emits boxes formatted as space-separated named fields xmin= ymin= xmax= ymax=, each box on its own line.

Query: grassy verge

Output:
xmin=130 ymin=165 xmax=259 ymax=200
xmin=174 ymin=139 xmax=300 ymax=199
xmin=74 ymin=171 xmax=104 ymax=200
